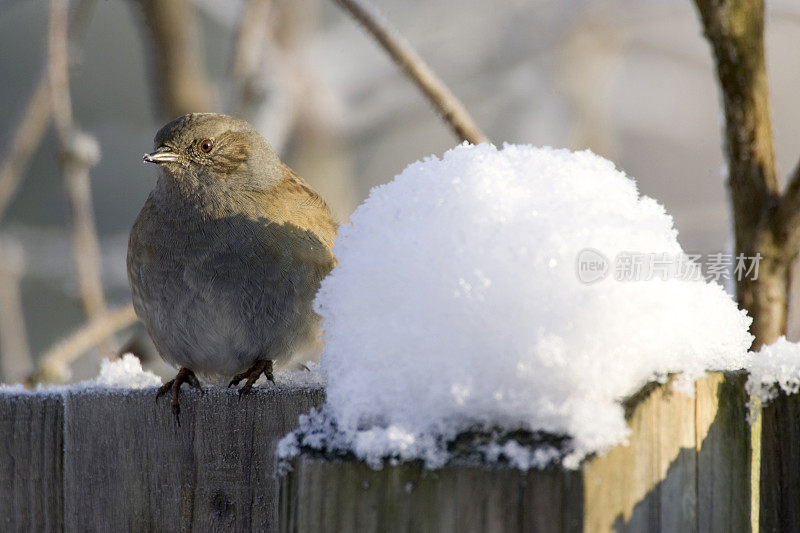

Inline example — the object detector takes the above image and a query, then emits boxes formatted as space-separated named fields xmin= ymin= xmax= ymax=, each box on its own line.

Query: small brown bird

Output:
xmin=127 ymin=113 xmax=337 ymax=424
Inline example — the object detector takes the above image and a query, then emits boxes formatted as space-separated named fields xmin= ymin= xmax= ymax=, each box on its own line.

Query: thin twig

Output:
xmin=30 ymin=304 xmax=138 ymax=384
xmin=48 ymin=0 xmax=115 ymax=357
xmin=0 ymin=84 xmax=51 ymax=224
xmin=773 ymin=159 xmax=800 ymax=251
xmin=0 ymin=0 xmax=94 ymax=224
xmin=0 ymin=238 xmax=33 ymax=382
xmin=332 ymin=0 xmax=489 ymax=145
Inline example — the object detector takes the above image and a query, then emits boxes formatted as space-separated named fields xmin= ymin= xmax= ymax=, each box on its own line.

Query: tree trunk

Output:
xmin=739 ymin=249 xmax=791 ymax=350
xmin=693 ymin=0 xmax=787 ymax=350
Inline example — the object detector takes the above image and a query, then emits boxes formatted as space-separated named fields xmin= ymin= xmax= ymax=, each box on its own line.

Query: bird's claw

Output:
xmin=228 ymin=359 xmax=274 ymax=396
xmin=155 ymin=368 xmax=200 ymax=426
xmin=185 ymin=373 xmax=203 ymax=395
xmin=155 ymin=379 xmax=174 ymax=403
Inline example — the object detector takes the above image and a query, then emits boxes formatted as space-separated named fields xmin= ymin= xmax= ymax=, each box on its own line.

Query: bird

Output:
xmin=127 ymin=113 xmax=337 ymax=424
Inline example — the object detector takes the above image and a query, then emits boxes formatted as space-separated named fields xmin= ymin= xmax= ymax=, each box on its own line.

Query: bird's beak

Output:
xmin=143 ymin=146 xmax=179 ymax=164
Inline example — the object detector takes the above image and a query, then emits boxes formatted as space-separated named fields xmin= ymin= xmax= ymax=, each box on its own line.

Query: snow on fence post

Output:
xmin=279 ymin=372 xmax=754 ymax=533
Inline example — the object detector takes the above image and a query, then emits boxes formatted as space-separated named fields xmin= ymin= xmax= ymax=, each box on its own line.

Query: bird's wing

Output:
xmin=184 ymin=163 xmax=338 ymax=306
xmin=244 ymin=164 xmax=339 ymax=253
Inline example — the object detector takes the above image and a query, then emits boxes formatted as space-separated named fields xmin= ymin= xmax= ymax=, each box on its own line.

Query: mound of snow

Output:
xmin=85 ymin=354 xmax=162 ymax=389
xmin=281 ymin=143 xmax=753 ymax=468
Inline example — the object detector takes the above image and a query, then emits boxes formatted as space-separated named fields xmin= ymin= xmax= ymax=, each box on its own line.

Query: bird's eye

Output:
xmin=199 ymin=139 xmax=213 ymax=153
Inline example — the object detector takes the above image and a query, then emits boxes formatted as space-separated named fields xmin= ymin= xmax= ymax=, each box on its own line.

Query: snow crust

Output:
xmin=0 ymin=355 xmax=324 ymax=394
xmin=272 ymin=362 xmax=326 ymax=390
xmin=280 ymin=143 xmax=753 ymax=469
xmin=480 ymin=440 xmax=563 ymax=470
xmin=0 ymin=354 xmax=161 ymax=394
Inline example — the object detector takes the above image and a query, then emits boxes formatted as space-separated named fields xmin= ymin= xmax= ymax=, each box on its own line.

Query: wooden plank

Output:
xmin=655 ymin=380 xmax=699 ymax=533
xmin=62 ymin=384 xmax=323 ymax=532
xmin=282 ymin=373 xmax=752 ymax=533
xmin=759 ymin=389 xmax=800 ymax=532
xmin=582 ymin=376 xmax=697 ymax=533
xmin=695 ymin=372 xmax=752 ymax=532
xmin=520 ymin=466 xmax=583 ymax=533
xmin=281 ymin=457 xmax=582 ymax=533
xmin=0 ymin=391 xmax=64 ymax=532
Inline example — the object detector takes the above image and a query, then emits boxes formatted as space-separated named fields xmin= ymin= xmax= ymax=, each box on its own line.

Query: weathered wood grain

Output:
xmin=281 ymin=372 xmax=753 ymax=533
xmin=583 ymin=376 xmax=698 ymax=532
xmin=695 ymin=372 xmax=753 ymax=532
xmin=280 ymin=457 xmax=583 ymax=533
xmin=62 ymin=384 xmax=323 ymax=533
xmin=760 ymin=388 xmax=800 ymax=532
xmin=0 ymin=392 xmax=64 ymax=532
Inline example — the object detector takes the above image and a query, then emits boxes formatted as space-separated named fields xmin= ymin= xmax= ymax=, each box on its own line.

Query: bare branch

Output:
xmin=132 ymin=0 xmax=215 ymax=117
xmin=0 ymin=238 xmax=33 ymax=382
xmin=48 ymin=0 xmax=75 ymax=134
xmin=332 ymin=0 xmax=489 ymax=145
xmin=0 ymin=0 xmax=94 ymax=224
xmin=0 ymin=84 xmax=51 ymax=224
xmin=48 ymin=0 xmax=115 ymax=357
xmin=30 ymin=304 xmax=139 ymax=384
xmin=773 ymin=159 xmax=800 ymax=253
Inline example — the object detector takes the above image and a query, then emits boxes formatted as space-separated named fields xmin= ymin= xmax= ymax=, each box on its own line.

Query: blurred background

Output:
xmin=1 ymin=0 xmax=799 ymax=383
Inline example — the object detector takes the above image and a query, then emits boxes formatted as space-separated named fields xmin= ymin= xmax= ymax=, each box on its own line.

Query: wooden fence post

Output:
xmin=759 ymin=389 xmax=800 ymax=531
xmin=0 ymin=373 xmax=761 ymax=531
xmin=280 ymin=372 xmax=754 ymax=532
xmin=1 ymin=384 xmax=324 ymax=532
xmin=0 ymin=392 xmax=64 ymax=531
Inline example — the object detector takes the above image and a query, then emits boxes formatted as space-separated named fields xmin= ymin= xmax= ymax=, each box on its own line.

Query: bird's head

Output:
xmin=143 ymin=113 xmax=281 ymax=190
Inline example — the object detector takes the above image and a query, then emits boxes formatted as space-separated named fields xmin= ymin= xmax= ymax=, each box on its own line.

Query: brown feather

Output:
xmin=246 ymin=165 xmax=339 ymax=254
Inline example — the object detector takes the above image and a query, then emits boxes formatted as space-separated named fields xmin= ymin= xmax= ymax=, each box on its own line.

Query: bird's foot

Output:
xmin=155 ymin=367 xmax=202 ymax=426
xmin=228 ymin=359 xmax=275 ymax=397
